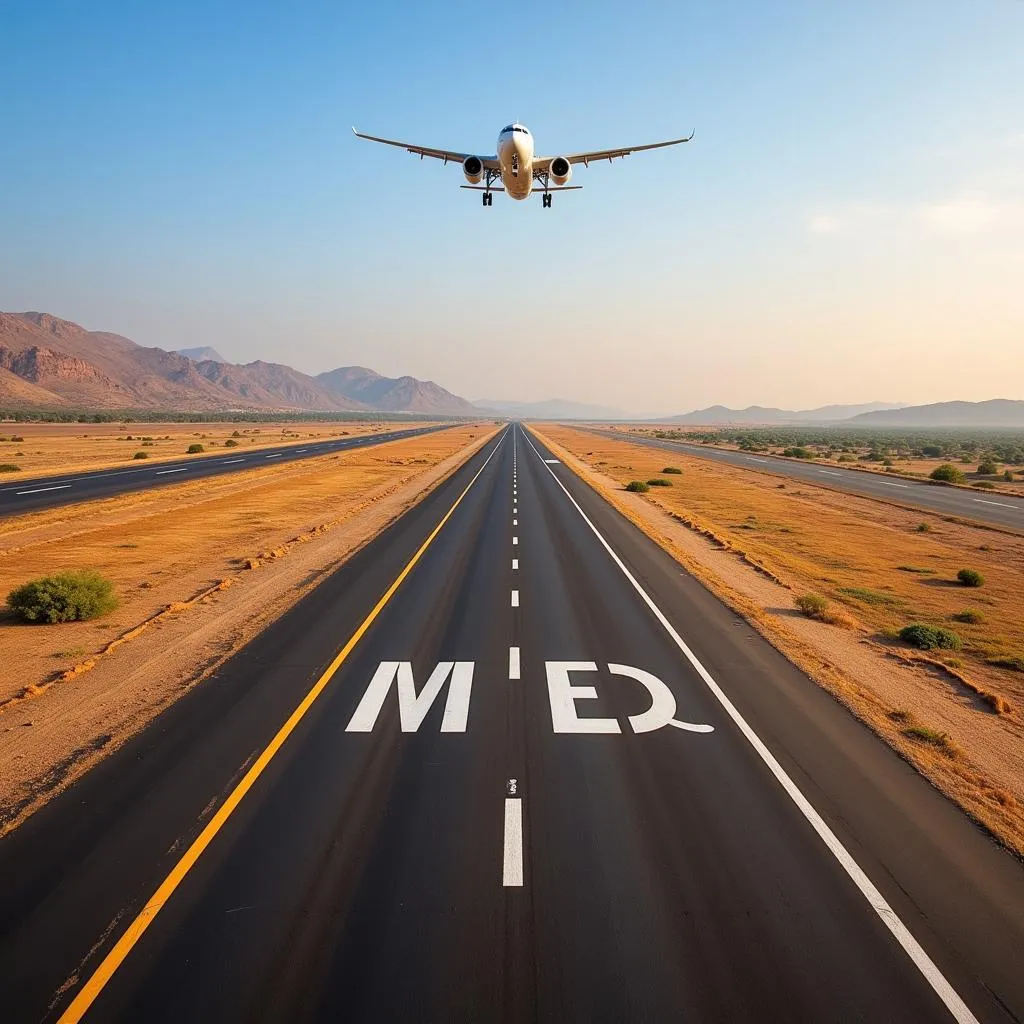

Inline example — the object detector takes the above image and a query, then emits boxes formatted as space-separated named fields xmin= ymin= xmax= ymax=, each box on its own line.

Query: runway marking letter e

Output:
xmin=346 ymin=661 xmax=474 ymax=733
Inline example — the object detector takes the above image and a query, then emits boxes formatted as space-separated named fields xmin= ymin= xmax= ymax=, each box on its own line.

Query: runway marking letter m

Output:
xmin=345 ymin=661 xmax=474 ymax=733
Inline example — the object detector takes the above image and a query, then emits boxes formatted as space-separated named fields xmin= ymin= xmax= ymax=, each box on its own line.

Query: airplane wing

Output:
xmin=352 ymin=128 xmax=499 ymax=169
xmin=533 ymin=132 xmax=693 ymax=171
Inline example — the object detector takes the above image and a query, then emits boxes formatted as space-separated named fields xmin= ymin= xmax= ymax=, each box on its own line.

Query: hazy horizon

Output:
xmin=2 ymin=1 xmax=1022 ymax=412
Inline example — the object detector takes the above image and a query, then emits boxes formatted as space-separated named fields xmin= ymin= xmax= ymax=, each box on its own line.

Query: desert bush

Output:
xmin=972 ymin=481 xmax=995 ymax=489
xmin=794 ymin=593 xmax=840 ymax=622
xmin=0 ymin=463 xmax=21 ymax=472
xmin=930 ymin=464 xmax=965 ymax=483
xmin=7 ymin=570 xmax=118 ymax=624
xmin=625 ymin=480 xmax=650 ymax=493
xmin=837 ymin=586 xmax=902 ymax=606
xmin=951 ymin=608 xmax=984 ymax=624
xmin=661 ymin=466 xmax=682 ymax=474
xmin=899 ymin=623 xmax=962 ymax=651
xmin=957 ymin=568 xmax=984 ymax=587
xmin=646 ymin=478 xmax=672 ymax=487
xmin=132 ymin=451 xmax=149 ymax=459
xmin=977 ymin=460 xmax=998 ymax=475
xmin=186 ymin=443 xmax=205 ymax=454
xmin=1004 ymin=470 xmax=1015 ymax=482
xmin=902 ymin=724 xmax=956 ymax=754
xmin=224 ymin=438 xmax=239 ymax=447
xmin=915 ymin=522 xmax=931 ymax=533
xmin=783 ymin=447 xmax=815 ymax=459
xmin=10 ymin=435 xmax=24 ymax=442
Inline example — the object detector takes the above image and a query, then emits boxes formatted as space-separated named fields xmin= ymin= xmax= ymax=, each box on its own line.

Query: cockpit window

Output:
xmin=502 ymin=124 xmax=514 ymax=133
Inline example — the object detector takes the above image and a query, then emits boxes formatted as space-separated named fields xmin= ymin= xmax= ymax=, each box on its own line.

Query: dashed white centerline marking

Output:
xmin=513 ymin=536 xmax=518 ymax=545
xmin=513 ymin=518 xmax=518 ymax=526
xmin=521 ymin=427 xmax=979 ymax=1024
xmin=156 ymin=468 xmax=188 ymax=475
xmin=265 ymin=453 xmax=282 ymax=459
xmin=511 ymin=590 xmax=519 ymax=607
xmin=509 ymin=646 xmax=520 ymax=679
xmin=221 ymin=458 xmax=245 ymax=464
xmin=973 ymin=499 xmax=1018 ymax=509
xmin=879 ymin=481 xmax=909 ymax=488
xmin=819 ymin=471 xmax=842 ymax=476
xmin=503 ymin=796 xmax=523 ymax=887
xmin=15 ymin=484 xmax=72 ymax=495
xmin=512 ymin=558 xmax=518 ymax=570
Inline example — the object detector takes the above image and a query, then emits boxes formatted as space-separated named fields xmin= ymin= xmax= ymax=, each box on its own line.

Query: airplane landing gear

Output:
xmin=542 ymin=193 xmax=552 ymax=208
xmin=482 ymin=192 xmax=493 ymax=207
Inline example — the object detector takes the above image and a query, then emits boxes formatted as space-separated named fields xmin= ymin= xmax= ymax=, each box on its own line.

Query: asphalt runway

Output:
xmin=0 ymin=424 xmax=1021 ymax=1022
xmin=0 ymin=424 xmax=452 ymax=516
xmin=585 ymin=428 xmax=1024 ymax=531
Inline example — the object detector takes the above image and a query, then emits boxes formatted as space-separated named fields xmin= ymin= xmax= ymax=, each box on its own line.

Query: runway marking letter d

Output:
xmin=345 ymin=661 xmax=474 ymax=733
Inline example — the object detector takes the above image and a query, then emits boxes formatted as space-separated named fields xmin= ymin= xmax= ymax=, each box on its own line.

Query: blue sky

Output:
xmin=2 ymin=0 xmax=1022 ymax=413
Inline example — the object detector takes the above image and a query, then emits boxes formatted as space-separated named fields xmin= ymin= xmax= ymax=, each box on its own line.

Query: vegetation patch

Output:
xmin=930 ymin=464 xmax=965 ymax=484
xmin=902 ymin=724 xmax=958 ymax=756
xmin=625 ymin=480 xmax=650 ymax=493
xmin=661 ymin=466 xmax=683 ymax=474
xmin=0 ymin=463 xmax=21 ymax=472
xmin=988 ymin=656 xmax=1024 ymax=673
xmin=899 ymin=623 xmax=962 ymax=651
xmin=646 ymin=478 xmax=672 ymax=487
xmin=795 ymin=593 xmax=856 ymax=627
xmin=896 ymin=564 xmax=936 ymax=574
xmin=951 ymin=608 xmax=984 ymax=624
xmin=957 ymin=568 xmax=984 ymax=588
xmin=837 ymin=586 xmax=904 ymax=607
xmin=186 ymin=443 xmax=205 ymax=454
xmin=132 ymin=451 xmax=148 ymax=460
xmin=7 ymin=570 xmax=119 ymax=624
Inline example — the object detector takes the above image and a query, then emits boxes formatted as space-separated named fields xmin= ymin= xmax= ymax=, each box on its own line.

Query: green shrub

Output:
xmin=186 ymin=443 xmax=205 ymax=454
xmin=951 ymin=608 xmax=984 ymax=624
xmin=1004 ymin=470 xmax=1015 ymax=482
xmin=661 ymin=466 xmax=682 ymax=474
xmin=837 ymin=586 xmax=903 ymax=607
xmin=795 ymin=593 xmax=829 ymax=618
xmin=783 ymin=447 xmax=815 ymax=459
xmin=0 ymin=463 xmax=21 ymax=472
xmin=132 ymin=451 xmax=149 ymax=460
xmin=930 ymin=464 xmax=965 ymax=484
xmin=646 ymin=478 xmax=672 ymax=487
xmin=915 ymin=522 xmax=931 ymax=533
xmin=957 ymin=568 xmax=984 ymax=587
xmin=7 ymin=570 xmax=118 ymax=624
xmin=899 ymin=623 xmax=962 ymax=651
xmin=972 ymin=481 xmax=995 ymax=489
xmin=625 ymin=480 xmax=650 ymax=493
xmin=977 ymin=461 xmax=998 ymax=475
xmin=224 ymin=438 xmax=240 ymax=447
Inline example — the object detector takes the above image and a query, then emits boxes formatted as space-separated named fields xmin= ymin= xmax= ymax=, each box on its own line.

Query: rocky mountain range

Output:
xmin=0 ymin=312 xmax=477 ymax=415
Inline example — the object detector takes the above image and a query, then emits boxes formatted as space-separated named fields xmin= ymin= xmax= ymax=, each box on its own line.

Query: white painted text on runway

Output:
xmin=346 ymin=661 xmax=473 ymax=733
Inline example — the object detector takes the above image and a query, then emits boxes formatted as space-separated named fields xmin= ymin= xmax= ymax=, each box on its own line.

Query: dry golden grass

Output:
xmin=0 ymin=424 xmax=488 ymax=705
xmin=536 ymin=425 xmax=1024 ymax=853
xmin=0 ymin=419 xmax=421 ymax=479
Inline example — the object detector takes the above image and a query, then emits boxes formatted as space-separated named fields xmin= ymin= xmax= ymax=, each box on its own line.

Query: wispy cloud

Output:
xmin=806 ymin=191 xmax=1024 ymax=237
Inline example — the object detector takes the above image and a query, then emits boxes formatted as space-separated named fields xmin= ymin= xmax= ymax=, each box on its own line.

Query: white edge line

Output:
xmin=503 ymin=797 xmax=524 ymax=886
xmin=521 ymin=428 xmax=978 ymax=1024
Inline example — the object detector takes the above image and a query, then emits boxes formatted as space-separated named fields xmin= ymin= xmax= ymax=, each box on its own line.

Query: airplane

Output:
xmin=352 ymin=123 xmax=693 ymax=208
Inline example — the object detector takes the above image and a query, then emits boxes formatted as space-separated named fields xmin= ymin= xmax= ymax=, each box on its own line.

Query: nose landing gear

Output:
xmin=542 ymin=192 xmax=552 ymax=208
xmin=482 ymin=192 xmax=493 ymax=207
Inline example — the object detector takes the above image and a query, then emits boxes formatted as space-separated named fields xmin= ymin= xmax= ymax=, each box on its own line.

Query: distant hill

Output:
xmin=848 ymin=400 xmax=1024 ymax=427
xmin=317 ymin=365 xmax=479 ymax=416
xmin=666 ymin=402 xmax=903 ymax=425
xmin=0 ymin=312 xmax=477 ymax=415
xmin=476 ymin=398 xmax=631 ymax=420
xmin=174 ymin=345 xmax=226 ymax=362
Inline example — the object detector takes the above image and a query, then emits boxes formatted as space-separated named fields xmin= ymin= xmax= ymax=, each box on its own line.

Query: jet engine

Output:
xmin=549 ymin=156 xmax=572 ymax=186
xmin=463 ymin=155 xmax=484 ymax=185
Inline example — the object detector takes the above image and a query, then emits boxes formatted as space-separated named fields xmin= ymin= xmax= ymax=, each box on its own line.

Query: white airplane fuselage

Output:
xmin=496 ymin=124 xmax=534 ymax=200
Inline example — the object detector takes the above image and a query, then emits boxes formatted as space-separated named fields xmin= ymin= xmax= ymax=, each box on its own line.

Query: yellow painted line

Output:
xmin=57 ymin=428 xmax=507 ymax=1023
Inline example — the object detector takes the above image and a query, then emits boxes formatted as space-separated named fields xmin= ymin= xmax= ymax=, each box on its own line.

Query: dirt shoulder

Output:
xmin=0 ymin=425 xmax=497 ymax=834
xmin=532 ymin=424 xmax=1024 ymax=856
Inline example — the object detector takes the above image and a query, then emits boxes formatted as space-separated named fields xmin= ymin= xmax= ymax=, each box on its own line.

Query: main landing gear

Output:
xmin=542 ymin=192 xmax=553 ymax=209
xmin=482 ymin=192 xmax=493 ymax=207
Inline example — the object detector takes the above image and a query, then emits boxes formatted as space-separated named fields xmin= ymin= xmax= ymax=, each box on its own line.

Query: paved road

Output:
xmin=585 ymin=427 xmax=1024 ymax=531
xmin=1 ymin=423 xmax=1022 ymax=1022
xmin=0 ymin=424 xmax=453 ymax=516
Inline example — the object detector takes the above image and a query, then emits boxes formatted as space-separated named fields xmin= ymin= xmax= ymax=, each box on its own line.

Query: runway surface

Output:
xmin=0 ymin=424 xmax=452 ymax=516
xmin=587 ymin=428 xmax=1024 ymax=531
xmin=1 ymin=423 xmax=1022 ymax=1023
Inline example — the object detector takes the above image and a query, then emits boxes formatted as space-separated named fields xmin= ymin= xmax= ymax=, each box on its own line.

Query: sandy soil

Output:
xmin=534 ymin=425 xmax=1024 ymax=855
xmin=0 ymin=419 xmax=421 ymax=479
xmin=0 ymin=425 xmax=496 ymax=834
